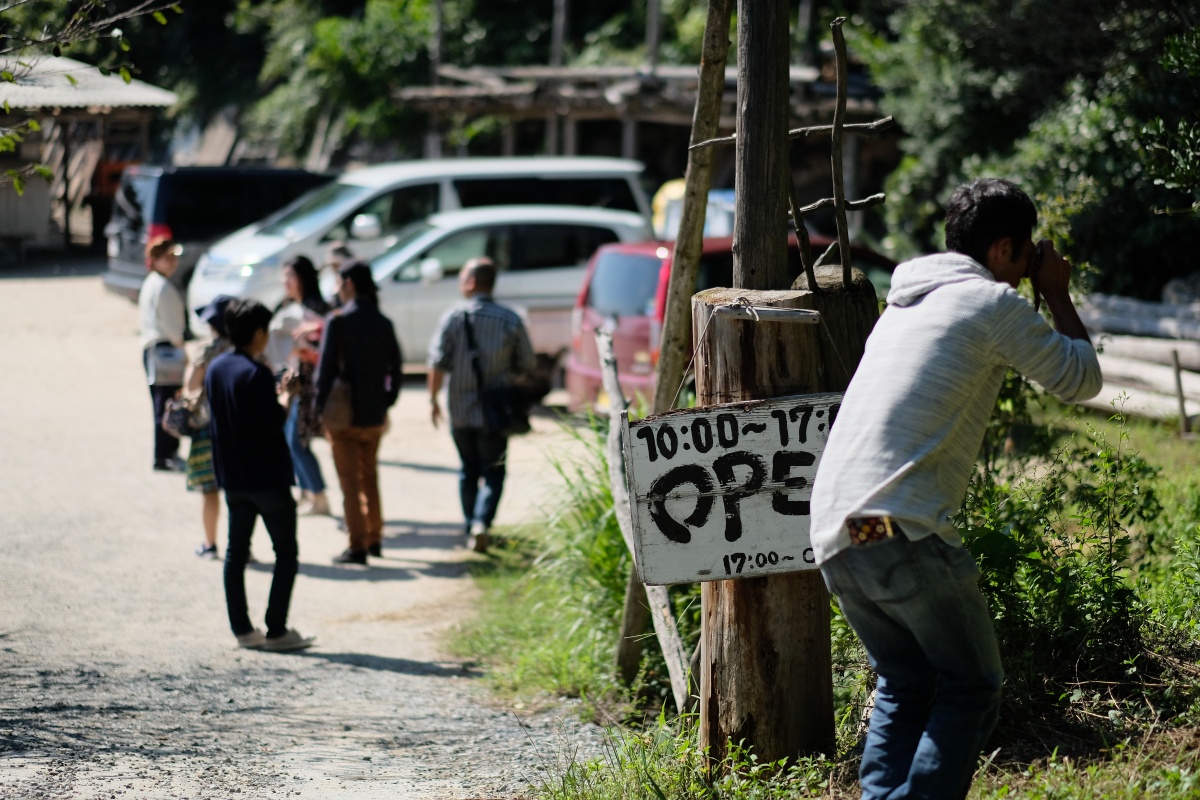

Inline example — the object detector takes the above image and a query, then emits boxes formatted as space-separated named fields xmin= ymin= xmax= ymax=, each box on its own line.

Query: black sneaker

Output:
xmin=195 ymin=543 xmax=218 ymax=560
xmin=367 ymin=543 xmax=382 ymax=558
xmin=153 ymin=455 xmax=187 ymax=472
xmin=332 ymin=548 xmax=368 ymax=566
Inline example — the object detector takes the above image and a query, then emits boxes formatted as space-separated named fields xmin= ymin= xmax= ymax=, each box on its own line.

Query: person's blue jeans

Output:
xmin=285 ymin=398 xmax=326 ymax=493
xmin=224 ymin=489 xmax=299 ymax=639
xmin=821 ymin=533 xmax=1003 ymax=800
xmin=450 ymin=427 xmax=508 ymax=531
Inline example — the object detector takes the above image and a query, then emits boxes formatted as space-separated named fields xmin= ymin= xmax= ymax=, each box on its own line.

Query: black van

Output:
xmin=102 ymin=165 xmax=333 ymax=300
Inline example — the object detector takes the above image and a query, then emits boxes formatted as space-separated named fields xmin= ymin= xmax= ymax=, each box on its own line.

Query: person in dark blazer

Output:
xmin=314 ymin=261 xmax=403 ymax=566
xmin=205 ymin=299 xmax=313 ymax=651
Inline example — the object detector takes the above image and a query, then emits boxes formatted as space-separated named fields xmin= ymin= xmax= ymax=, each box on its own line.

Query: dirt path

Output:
xmin=0 ymin=257 xmax=598 ymax=798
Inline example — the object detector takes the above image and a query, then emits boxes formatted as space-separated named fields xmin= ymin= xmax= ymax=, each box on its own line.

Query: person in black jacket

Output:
xmin=314 ymin=261 xmax=403 ymax=566
xmin=205 ymin=299 xmax=314 ymax=651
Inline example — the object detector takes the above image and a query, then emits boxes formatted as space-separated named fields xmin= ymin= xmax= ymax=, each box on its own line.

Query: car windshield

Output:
xmin=588 ymin=252 xmax=663 ymax=316
xmin=369 ymin=221 xmax=437 ymax=277
xmin=258 ymin=182 xmax=373 ymax=240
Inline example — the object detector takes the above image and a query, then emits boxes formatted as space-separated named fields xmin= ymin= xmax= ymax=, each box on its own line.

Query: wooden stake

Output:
xmin=828 ymin=17 xmax=852 ymax=288
xmin=1174 ymin=349 xmax=1192 ymax=435
xmin=651 ymin=0 xmax=734 ymax=415
xmin=600 ymin=326 xmax=692 ymax=711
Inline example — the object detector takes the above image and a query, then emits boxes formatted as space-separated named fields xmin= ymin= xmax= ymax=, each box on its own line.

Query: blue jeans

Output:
xmin=224 ymin=490 xmax=298 ymax=639
xmin=821 ymin=534 xmax=1003 ymax=800
xmin=450 ymin=427 xmax=508 ymax=531
xmin=285 ymin=398 xmax=325 ymax=493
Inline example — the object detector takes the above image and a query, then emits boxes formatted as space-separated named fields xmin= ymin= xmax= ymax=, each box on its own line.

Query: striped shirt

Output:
xmin=809 ymin=253 xmax=1102 ymax=564
xmin=428 ymin=296 xmax=535 ymax=429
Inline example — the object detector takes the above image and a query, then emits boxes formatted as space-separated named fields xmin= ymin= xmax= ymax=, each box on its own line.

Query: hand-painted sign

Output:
xmin=622 ymin=392 xmax=841 ymax=585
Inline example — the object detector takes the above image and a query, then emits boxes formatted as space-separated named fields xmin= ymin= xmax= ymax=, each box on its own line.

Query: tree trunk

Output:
xmin=694 ymin=287 xmax=834 ymax=763
xmin=651 ymin=0 xmax=733 ymax=415
xmin=732 ymin=0 xmax=790 ymax=290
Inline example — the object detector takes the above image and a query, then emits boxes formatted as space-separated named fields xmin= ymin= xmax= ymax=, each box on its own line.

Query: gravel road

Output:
xmin=0 ymin=256 xmax=601 ymax=799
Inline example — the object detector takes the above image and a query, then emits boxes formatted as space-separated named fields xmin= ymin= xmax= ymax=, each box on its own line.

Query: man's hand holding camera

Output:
xmin=1026 ymin=238 xmax=1090 ymax=343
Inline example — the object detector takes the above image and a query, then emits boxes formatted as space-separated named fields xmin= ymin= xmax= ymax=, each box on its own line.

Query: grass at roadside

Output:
xmin=452 ymin=402 xmax=1200 ymax=799
xmin=448 ymin=421 xmax=632 ymax=719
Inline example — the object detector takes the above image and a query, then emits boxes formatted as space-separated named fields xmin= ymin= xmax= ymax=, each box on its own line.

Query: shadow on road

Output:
xmin=295 ymin=650 xmax=482 ymax=678
xmin=0 ymin=252 xmax=107 ymax=280
xmin=379 ymin=459 xmax=459 ymax=474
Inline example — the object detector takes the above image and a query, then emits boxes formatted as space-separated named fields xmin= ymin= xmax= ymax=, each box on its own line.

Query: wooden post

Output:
xmin=732 ymin=0 xmax=790 ymax=290
xmin=1174 ymin=349 xmax=1192 ymax=435
xmin=695 ymin=288 xmax=834 ymax=762
xmin=651 ymin=0 xmax=733 ymax=415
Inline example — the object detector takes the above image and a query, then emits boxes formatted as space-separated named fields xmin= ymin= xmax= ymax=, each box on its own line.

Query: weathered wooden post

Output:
xmin=696 ymin=0 xmax=835 ymax=764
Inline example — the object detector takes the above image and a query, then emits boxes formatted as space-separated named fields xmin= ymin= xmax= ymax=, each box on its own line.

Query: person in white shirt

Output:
xmin=138 ymin=237 xmax=187 ymax=472
xmin=808 ymin=179 xmax=1101 ymax=800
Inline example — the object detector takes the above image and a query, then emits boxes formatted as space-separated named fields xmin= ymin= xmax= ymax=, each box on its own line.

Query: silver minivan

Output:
xmin=371 ymin=205 xmax=652 ymax=364
xmin=188 ymin=157 xmax=650 ymax=327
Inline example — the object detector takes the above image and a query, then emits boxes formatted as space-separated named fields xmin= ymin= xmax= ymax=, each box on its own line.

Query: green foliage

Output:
xmin=960 ymin=385 xmax=1165 ymax=734
xmin=855 ymin=1 xmax=1200 ymax=298
xmin=537 ymin=712 xmax=838 ymax=800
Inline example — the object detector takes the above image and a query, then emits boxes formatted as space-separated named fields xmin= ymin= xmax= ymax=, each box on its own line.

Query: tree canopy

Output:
xmin=851 ymin=0 xmax=1200 ymax=298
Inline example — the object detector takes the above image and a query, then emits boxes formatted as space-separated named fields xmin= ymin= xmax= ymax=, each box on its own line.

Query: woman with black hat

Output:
xmin=314 ymin=261 xmax=403 ymax=566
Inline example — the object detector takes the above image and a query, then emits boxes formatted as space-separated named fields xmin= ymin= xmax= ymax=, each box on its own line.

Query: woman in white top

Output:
xmin=138 ymin=237 xmax=187 ymax=471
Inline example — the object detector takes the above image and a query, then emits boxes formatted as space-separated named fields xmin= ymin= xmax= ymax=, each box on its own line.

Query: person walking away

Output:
xmin=314 ymin=261 xmax=403 ymax=566
xmin=428 ymin=258 xmax=535 ymax=553
xmin=808 ymin=179 xmax=1102 ymax=800
xmin=182 ymin=295 xmax=234 ymax=559
xmin=268 ymin=256 xmax=332 ymax=516
xmin=139 ymin=237 xmax=187 ymax=471
xmin=205 ymin=299 xmax=314 ymax=651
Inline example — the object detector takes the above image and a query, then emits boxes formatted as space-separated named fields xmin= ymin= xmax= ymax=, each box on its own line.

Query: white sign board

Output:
xmin=622 ymin=392 xmax=842 ymax=586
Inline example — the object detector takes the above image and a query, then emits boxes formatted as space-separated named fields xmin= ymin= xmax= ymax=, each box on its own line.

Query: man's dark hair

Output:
xmin=945 ymin=179 xmax=1037 ymax=265
xmin=224 ymin=298 xmax=274 ymax=348
xmin=339 ymin=260 xmax=378 ymax=302
xmin=463 ymin=258 xmax=496 ymax=291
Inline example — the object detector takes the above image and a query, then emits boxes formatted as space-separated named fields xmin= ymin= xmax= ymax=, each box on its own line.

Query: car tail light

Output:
xmin=570 ymin=306 xmax=583 ymax=353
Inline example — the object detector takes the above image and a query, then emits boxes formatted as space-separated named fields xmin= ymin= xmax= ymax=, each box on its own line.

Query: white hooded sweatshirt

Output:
xmin=808 ymin=252 xmax=1102 ymax=564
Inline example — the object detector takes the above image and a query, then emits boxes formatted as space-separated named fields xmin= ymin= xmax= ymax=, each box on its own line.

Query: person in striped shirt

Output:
xmin=428 ymin=259 xmax=535 ymax=553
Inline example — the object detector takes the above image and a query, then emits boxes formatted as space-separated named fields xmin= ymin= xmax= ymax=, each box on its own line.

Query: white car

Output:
xmin=187 ymin=157 xmax=650 ymax=331
xmin=370 ymin=205 xmax=653 ymax=364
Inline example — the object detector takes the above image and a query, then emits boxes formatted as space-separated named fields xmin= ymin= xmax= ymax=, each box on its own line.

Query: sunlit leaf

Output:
xmin=119 ymin=66 xmax=132 ymax=84
xmin=153 ymin=11 xmax=168 ymax=24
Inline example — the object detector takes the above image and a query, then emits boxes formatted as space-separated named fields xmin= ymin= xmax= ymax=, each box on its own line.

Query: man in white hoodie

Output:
xmin=809 ymin=179 xmax=1101 ymax=800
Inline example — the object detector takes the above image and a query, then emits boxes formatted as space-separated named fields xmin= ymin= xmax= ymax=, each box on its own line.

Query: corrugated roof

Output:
xmin=0 ymin=56 xmax=177 ymax=110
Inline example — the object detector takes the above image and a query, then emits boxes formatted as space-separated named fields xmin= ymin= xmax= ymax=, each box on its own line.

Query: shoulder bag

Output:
xmin=463 ymin=311 xmax=531 ymax=437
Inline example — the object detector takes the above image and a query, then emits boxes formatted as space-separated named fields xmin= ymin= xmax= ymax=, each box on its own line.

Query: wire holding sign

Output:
xmin=622 ymin=392 xmax=842 ymax=585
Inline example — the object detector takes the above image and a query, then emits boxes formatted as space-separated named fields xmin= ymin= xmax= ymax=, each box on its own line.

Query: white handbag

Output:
xmin=146 ymin=344 xmax=187 ymax=386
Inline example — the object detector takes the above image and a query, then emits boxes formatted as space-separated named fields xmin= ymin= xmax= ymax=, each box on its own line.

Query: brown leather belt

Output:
xmin=847 ymin=516 xmax=902 ymax=546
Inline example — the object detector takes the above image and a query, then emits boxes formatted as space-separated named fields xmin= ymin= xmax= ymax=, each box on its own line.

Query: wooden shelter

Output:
xmin=0 ymin=56 xmax=177 ymax=253
xmin=396 ymin=63 xmax=897 ymax=203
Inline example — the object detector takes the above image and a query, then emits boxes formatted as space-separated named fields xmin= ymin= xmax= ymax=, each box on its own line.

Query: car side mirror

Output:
xmin=349 ymin=213 xmax=383 ymax=241
xmin=419 ymin=257 xmax=444 ymax=285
